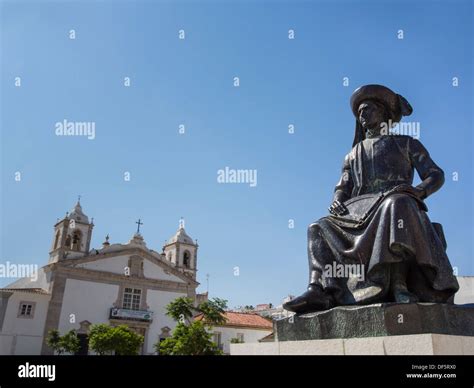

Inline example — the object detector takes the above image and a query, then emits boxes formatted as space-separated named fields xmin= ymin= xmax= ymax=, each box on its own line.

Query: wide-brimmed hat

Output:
xmin=350 ymin=84 xmax=413 ymax=147
xmin=350 ymin=84 xmax=412 ymax=123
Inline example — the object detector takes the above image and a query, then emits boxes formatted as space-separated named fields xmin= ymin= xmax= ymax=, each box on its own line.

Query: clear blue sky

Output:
xmin=1 ymin=0 xmax=472 ymax=309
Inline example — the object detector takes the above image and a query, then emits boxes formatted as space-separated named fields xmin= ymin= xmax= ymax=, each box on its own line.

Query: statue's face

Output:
xmin=358 ymin=100 xmax=386 ymax=130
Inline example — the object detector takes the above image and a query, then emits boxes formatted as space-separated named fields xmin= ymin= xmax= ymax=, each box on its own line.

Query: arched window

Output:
xmin=71 ymin=231 xmax=82 ymax=250
xmin=54 ymin=231 xmax=60 ymax=249
xmin=183 ymin=251 xmax=191 ymax=269
xmin=168 ymin=252 xmax=173 ymax=262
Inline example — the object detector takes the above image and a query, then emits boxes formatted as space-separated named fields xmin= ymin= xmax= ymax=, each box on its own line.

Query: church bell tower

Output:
xmin=49 ymin=199 xmax=94 ymax=263
xmin=163 ymin=219 xmax=198 ymax=280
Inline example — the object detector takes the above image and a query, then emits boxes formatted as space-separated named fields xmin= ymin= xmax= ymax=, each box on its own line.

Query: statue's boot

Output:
xmin=391 ymin=261 xmax=419 ymax=303
xmin=392 ymin=285 xmax=419 ymax=303
xmin=283 ymin=285 xmax=334 ymax=314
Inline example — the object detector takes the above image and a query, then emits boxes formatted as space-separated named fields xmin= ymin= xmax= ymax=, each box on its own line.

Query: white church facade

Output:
xmin=0 ymin=201 xmax=203 ymax=355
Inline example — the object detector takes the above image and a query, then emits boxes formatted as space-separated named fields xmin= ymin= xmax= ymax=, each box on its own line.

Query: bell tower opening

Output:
xmin=71 ymin=230 xmax=83 ymax=250
xmin=183 ymin=250 xmax=191 ymax=269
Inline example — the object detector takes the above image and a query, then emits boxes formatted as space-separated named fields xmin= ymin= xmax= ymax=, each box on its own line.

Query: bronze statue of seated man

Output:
xmin=284 ymin=85 xmax=459 ymax=314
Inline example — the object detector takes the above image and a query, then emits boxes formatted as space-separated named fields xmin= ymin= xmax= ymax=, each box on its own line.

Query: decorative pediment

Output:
xmin=59 ymin=248 xmax=198 ymax=286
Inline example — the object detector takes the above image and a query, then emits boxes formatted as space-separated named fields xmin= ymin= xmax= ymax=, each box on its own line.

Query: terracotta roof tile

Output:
xmin=195 ymin=312 xmax=272 ymax=329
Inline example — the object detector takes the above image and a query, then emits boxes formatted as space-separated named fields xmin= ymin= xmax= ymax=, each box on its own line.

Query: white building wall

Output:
xmin=211 ymin=326 xmax=272 ymax=355
xmin=0 ymin=292 xmax=50 ymax=355
xmin=143 ymin=260 xmax=183 ymax=282
xmin=455 ymin=276 xmax=474 ymax=305
xmin=52 ymin=278 xmax=188 ymax=355
xmin=145 ymin=289 xmax=186 ymax=354
xmin=76 ymin=255 xmax=130 ymax=275
xmin=12 ymin=335 xmax=45 ymax=355
xmin=76 ymin=256 xmax=184 ymax=283
xmin=58 ymin=278 xmax=119 ymax=334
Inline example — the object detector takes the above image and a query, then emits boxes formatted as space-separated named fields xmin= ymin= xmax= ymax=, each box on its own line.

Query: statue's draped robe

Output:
xmin=310 ymin=135 xmax=459 ymax=304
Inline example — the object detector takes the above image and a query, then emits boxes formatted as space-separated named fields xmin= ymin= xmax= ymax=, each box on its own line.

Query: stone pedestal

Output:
xmin=230 ymin=333 xmax=474 ymax=355
xmin=230 ymin=303 xmax=474 ymax=355
xmin=276 ymin=303 xmax=474 ymax=341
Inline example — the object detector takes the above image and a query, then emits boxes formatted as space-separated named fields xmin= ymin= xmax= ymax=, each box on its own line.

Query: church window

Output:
xmin=65 ymin=235 xmax=71 ymax=248
xmin=123 ymin=288 xmax=141 ymax=310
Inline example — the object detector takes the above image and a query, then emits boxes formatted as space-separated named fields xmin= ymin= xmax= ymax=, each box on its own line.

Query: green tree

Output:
xmin=155 ymin=296 xmax=228 ymax=355
xmin=165 ymin=297 xmax=195 ymax=324
xmin=46 ymin=329 xmax=80 ymax=355
xmin=157 ymin=321 xmax=222 ymax=355
xmin=198 ymin=298 xmax=227 ymax=325
xmin=88 ymin=324 xmax=144 ymax=355
xmin=87 ymin=324 xmax=111 ymax=355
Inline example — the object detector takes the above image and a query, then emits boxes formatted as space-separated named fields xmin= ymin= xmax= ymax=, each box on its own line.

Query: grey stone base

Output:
xmin=230 ymin=334 xmax=474 ymax=355
xmin=275 ymin=303 xmax=474 ymax=341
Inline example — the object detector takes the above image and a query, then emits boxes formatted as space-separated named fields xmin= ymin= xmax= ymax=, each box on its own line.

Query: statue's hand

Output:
xmin=329 ymin=200 xmax=349 ymax=216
